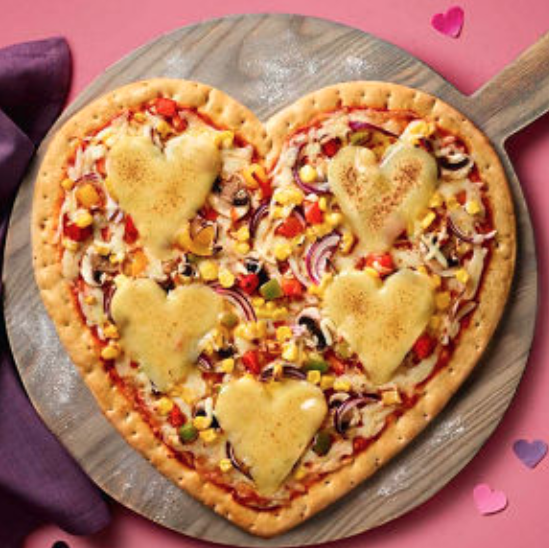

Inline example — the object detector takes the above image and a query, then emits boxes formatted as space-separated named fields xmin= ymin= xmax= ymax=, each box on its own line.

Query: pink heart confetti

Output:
xmin=513 ymin=439 xmax=548 ymax=469
xmin=473 ymin=484 xmax=508 ymax=515
xmin=431 ymin=6 xmax=465 ymax=38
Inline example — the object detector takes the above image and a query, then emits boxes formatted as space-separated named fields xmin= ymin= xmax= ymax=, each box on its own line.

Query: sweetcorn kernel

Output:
xmin=199 ymin=429 xmax=217 ymax=443
xmin=274 ymin=242 xmax=292 ymax=261
xmin=100 ymin=344 xmax=120 ymax=361
xmin=84 ymin=295 xmax=97 ymax=305
xmin=429 ymin=192 xmax=443 ymax=208
xmin=446 ymin=195 xmax=459 ymax=210
xmin=417 ymin=265 xmax=428 ymax=276
xmin=340 ymin=231 xmax=355 ymax=254
xmin=252 ymin=297 xmax=265 ymax=308
xmin=365 ymin=267 xmax=380 ymax=279
xmin=436 ymin=291 xmax=451 ymax=310
xmin=63 ymin=238 xmax=79 ymax=252
xmin=220 ymin=358 xmax=235 ymax=373
xmin=272 ymin=307 xmax=289 ymax=321
xmin=465 ymin=200 xmax=482 ymax=216
xmin=318 ymin=197 xmax=328 ymax=212
xmin=421 ymin=211 xmax=436 ymax=229
xmin=109 ymin=252 xmax=124 ymax=264
xmin=307 ymin=370 xmax=321 ymax=385
xmin=333 ymin=379 xmax=351 ymax=392
xmin=294 ymin=466 xmax=307 ymax=480
xmin=103 ymin=323 xmax=119 ymax=339
xmin=282 ymin=342 xmax=298 ymax=361
xmin=133 ymin=112 xmax=146 ymax=123
xmin=214 ymin=130 xmax=234 ymax=149
xmin=455 ymin=268 xmax=470 ymax=284
xmin=61 ymin=178 xmax=75 ymax=191
xmin=198 ymin=260 xmax=218 ymax=281
xmin=234 ymin=242 xmax=250 ymax=255
xmin=218 ymin=268 xmax=235 ymax=288
xmin=75 ymin=211 xmax=94 ymax=228
xmin=430 ymin=274 xmax=442 ymax=289
xmin=193 ymin=416 xmax=212 ymax=430
xmin=382 ymin=389 xmax=402 ymax=406
xmin=219 ymin=458 xmax=233 ymax=473
xmin=235 ymin=225 xmax=250 ymax=242
xmin=276 ymin=326 xmax=293 ymax=342
xmin=299 ymin=164 xmax=317 ymax=183
xmin=325 ymin=212 xmax=343 ymax=227
xmin=156 ymin=120 xmax=172 ymax=138
xmin=320 ymin=375 xmax=335 ymax=390
xmin=94 ymin=241 xmax=111 ymax=256
xmin=156 ymin=397 xmax=174 ymax=415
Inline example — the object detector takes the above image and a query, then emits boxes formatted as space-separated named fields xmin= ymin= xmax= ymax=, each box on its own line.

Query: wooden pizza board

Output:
xmin=3 ymin=14 xmax=548 ymax=546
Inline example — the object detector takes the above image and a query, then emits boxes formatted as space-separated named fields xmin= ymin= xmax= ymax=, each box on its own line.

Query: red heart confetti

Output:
xmin=431 ymin=6 xmax=465 ymax=38
xmin=473 ymin=483 xmax=508 ymax=515
xmin=513 ymin=439 xmax=548 ymax=469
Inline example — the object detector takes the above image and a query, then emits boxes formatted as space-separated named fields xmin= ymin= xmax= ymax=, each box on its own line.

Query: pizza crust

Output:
xmin=32 ymin=80 xmax=515 ymax=537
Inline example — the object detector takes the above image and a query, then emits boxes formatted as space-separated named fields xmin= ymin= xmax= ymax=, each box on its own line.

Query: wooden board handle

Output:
xmin=471 ymin=32 xmax=549 ymax=143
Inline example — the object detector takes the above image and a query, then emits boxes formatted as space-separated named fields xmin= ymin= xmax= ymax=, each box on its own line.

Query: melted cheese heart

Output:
xmin=323 ymin=269 xmax=434 ymax=385
xmin=111 ymin=278 xmax=222 ymax=392
xmin=215 ymin=377 xmax=327 ymax=495
xmin=106 ymin=134 xmax=221 ymax=259
xmin=328 ymin=142 xmax=438 ymax=251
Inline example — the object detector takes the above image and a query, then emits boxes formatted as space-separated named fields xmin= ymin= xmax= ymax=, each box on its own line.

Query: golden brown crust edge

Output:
xmin=32 ymin=79 xmax=516 ymax=538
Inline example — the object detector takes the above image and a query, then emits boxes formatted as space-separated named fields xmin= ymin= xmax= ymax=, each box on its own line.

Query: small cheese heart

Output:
xmin=473 ymin=484 xmax=508 ymax=515
xmin=215 ymin=376 xmax=327 ymax=495
xmin=431 ymin=6 xmax=465 ymax=39
xmin=107 ymin=134 xmax=221 ymax=259
xmin=328 ymin=143 xmax=438 ymax=252
xmin=513 ymin=439 xmax=548 ymax=469
xmin=111 ymin=278 xmax=222 ymax=392
xmin=323 ymin=269 xmax=434 ymax=385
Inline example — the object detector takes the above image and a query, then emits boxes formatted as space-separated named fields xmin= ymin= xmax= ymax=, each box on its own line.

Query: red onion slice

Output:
xmin=334 ymin=395 xmax=379 ymax=435
xmin=288 ymin=255 xmax=310 ymax=288
xmin=306 ymin=232 xmax=341 ymax=284
xmin=248 ymin=203 xmax=269 ymax=236
xmin=226 ymin=442 xmax=251 ymax=478
xmin=448 ymin=211 xmax=497 ymax=244
xmin=348 ymin=120 xmax=398 ymax=138
xmin=197 ymin=353 xmax=214 ymax=372
xmin=213 ymin=285 xmax=257 ymax=323
xmin=292 ymin=143 xmax=330 ymax=195
xmin=260 ymin=365 xmax=307 ymax=382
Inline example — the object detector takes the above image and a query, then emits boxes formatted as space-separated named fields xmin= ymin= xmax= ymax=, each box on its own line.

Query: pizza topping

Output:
xmin=215 ymin=377 xmax=327 ymax=494
xmin=323 ymin=270 xmax=434 ymax=385
xmin=110 ymin=278 xmax=222 ymax=392
xmin=106 ymin=133 xmax=221 ymax=259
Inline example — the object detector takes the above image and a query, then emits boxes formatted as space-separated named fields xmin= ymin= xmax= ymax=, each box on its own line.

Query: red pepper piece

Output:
xmin=304 ymin=201 xmax=323 ymax=225
xmin=168 ymin=405 xmax=186 ymax=428
xmin=413 ymin=333 xmax=435 ymax=360
xmin=365 ymin=253 xmax=394 ymax=276
xmin=64 ymin=222 xmax=92 ymax=242
xmin=281 ymin=277 xmax=303 ymax=297
xmin=259 ymin=178 xmax=273 ymax=200
xmin=327 ymin=353 xmax=346 ymax=375
xmin=172 ymin=114 xmax=188 ymax=132
xmin=124 ymin=215 xmax=139 ymax=244
xmin=322 ymin=138 xmax=341 ymax=158
xmin=352 ymin=436 xmax=371 ymax=453
xmin=154 ymin=97 xmax=178 ymax=117
xmin=238 ymin=273 xmax=259 ymax=295
xmin=275 ymin=215 xmax=305 ymax=238
xmin=242 ymin=350 xmax=261 ymax=375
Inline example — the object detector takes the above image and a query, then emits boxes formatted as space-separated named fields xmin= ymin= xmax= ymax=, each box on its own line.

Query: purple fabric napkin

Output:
xmin=0 ymin=38 xmax=110 ymax=548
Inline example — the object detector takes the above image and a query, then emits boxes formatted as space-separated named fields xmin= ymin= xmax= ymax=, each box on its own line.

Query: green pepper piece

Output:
xmin=349 ymin=130 xmax=370 ymax=146
xmin=303 ymin=358 xmax=330 ymax=374
xmin=178 ymin=423 xmax=198 ymax=444
xmin=312 ymin=430 xmax=333 ymax=456
xmin=259 ymin=279 xmax=283 ymax=300
xmin=220 ymin=311 xmax=239 ymax=328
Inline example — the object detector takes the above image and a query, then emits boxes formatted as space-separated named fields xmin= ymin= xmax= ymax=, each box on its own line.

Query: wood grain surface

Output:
xmin=3 ymin=14 xmax=546 ymax=546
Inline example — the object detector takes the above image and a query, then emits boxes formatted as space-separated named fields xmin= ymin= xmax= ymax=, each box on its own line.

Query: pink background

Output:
xmin=1 ymin=0 xmax=548 ymax=546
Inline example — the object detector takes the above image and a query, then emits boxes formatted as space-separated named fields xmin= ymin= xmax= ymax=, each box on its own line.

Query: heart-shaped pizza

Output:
xmin=32 ymin=79 xmax=515 ymax=536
